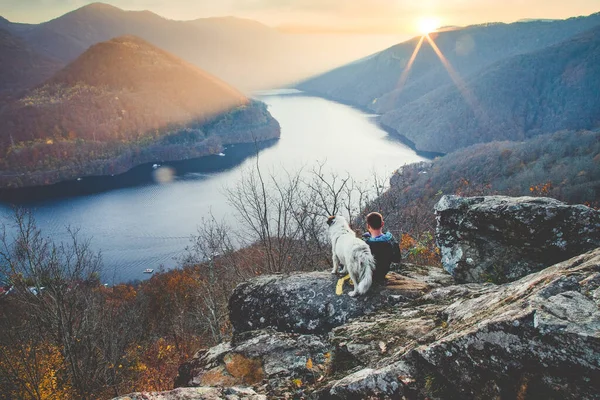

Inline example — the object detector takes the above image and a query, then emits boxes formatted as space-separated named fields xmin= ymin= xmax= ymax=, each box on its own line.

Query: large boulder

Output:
xmin=229 ymin=268 xmax=450 ymax=335
xmin=435 ymin=195 xmax=600 ymax=283
xmin=316 ymin=248 xmax=600 ymax=399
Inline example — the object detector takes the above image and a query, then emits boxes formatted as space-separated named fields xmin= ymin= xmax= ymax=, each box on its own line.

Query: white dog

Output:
xmin=327 ymin=215 xmax=375 ymax=297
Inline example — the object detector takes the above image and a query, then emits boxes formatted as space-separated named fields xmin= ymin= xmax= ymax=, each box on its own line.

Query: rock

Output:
xmin=175 ymin=329 xmax=331 ymax=393
xmin=327 ymin=361 xmax=413 ymax=399
xmin=113 ymin=386 xmax=266 ymax=400
xmin=229 ymin=269 xmax=447 ymax=335
xmin=435 ymin=195 xmax=600 ymax=283
xmin=393 ymin=263 xmax=454 ymax=288
xmin=318 ymin=248 xmax=600 ymax=399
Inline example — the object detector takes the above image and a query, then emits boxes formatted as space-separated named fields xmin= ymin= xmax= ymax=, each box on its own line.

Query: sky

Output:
xmin=1 ymin=0 xmax=599 ymax=34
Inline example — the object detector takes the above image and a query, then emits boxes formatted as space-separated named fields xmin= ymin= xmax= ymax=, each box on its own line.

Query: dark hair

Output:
xmin=366 ymin=212 xmax=383 ymax=229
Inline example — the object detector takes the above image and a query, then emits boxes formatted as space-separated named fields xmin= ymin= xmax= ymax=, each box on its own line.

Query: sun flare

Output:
xmin=417 ymin=17 xmax=440 ymax=35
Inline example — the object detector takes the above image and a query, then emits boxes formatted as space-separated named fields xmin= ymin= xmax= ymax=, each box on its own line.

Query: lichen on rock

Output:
xmin=435 ymin=195 xmax=600 ymax=283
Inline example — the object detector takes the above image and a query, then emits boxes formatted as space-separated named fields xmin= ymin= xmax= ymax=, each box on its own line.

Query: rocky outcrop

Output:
xmin=435 ymin=195 xmax=600 ymax=283
xmin=113 ymin=386 xmax=265 ymax=400
xmin=316 ymin=248 xmax=600 ymax=399
xmin=229 ymin=268 xmax=451 ymax=335
xmin=172 ymin=248 xmax=600 ymax=399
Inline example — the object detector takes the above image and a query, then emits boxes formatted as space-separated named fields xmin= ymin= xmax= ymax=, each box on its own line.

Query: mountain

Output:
xmin=298 ymin=12 xmax=600 ymax=115
xmin=2 ymin=3 xmax=402 ymax=91
xmin=0 ymin=29 xmax=63 ymax=96
xmin=0 ymin=36 xmax=280 ymax=188
xmin=379 ymin=26 xmax=600 ymax=153
xmin=6 ymin=3 xmax=179 ymax=62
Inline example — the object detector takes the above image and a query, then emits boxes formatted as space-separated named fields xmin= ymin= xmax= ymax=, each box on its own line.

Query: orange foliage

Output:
xmin=529 ymin=182 xmax=553 ymax=196
xmin=140 ymin=268 xmax=202 ymax=322
xmin=126 ymin=337 xmax=201 ymax=392
xmin=0 ymin=342 xmax=74 ymax=400
xmin=455 ymin=177 xmax=493 ymax=197
xmin=400 ymin=232 xmax=441 ymax=266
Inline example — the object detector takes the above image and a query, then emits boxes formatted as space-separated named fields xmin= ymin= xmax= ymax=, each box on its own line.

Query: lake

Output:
xmin=0 ymin=90 xmax=425 ymax=283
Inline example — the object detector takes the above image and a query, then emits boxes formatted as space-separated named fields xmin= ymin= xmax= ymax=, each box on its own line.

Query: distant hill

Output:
xmin=0 ymin=29 xmax=63 ymax=96
xmin=379 ymin=26 xmax=600 ymax=153
xmin=0 ymin=36 xmax=280 ymax=188
xmin=1 ymin=3 xmax=402 ymax=91
xmin=298 ymin=13 xmax=600 ymax=113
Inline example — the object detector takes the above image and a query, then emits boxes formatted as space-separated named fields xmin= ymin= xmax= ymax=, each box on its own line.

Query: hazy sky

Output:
xmin=2 ymin=0 xmax=599 ymax=33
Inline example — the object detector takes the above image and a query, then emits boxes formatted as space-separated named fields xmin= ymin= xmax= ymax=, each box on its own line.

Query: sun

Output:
xmin=417 ymin=17 xmax=440 ymax=35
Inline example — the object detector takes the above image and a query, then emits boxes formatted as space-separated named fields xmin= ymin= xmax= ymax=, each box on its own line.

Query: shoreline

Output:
xmin=291 ymin=88 xmax=445 ymax=160
xmin=0 ymin=138 xmax=280 ymax=204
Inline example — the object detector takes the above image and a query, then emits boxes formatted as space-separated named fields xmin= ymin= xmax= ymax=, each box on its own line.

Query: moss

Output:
xmin=424 ymin=374 xmax=442 ymax=397
xmin=481 ymin=264 xmax=510 ymax=285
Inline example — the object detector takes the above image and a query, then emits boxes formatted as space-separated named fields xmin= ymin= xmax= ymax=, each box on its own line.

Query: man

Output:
xmin=362 ymin=212 xmax=401 ymax=284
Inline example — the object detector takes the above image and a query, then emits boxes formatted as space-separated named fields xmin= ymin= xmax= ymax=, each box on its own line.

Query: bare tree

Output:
xmin=181 ymin=215 xmax=240 ymax=343
xmin=0 ymin=209 xmax=142 ymax=399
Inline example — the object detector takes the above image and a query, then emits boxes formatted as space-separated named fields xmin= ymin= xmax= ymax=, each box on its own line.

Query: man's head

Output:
xmin=366 ymin=212 xmax=384 ymax=234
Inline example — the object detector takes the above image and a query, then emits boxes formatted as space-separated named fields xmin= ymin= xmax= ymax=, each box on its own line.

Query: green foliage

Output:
xmin=161 ymin=128 xmax=205 ymax=145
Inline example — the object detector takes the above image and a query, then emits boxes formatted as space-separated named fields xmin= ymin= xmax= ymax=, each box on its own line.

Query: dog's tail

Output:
xmin=356 ymin=250 xmax=376 ymax=295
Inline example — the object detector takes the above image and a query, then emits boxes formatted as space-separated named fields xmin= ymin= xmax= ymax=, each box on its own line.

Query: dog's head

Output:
xmin=327 ymin=215 xmax=348 ymax=228
xmin=326 ymin=215 xmax=336 ymax=226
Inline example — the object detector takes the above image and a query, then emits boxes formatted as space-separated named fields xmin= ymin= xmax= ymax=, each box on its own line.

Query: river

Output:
xmin=0 ymin=90 xmax=425 ymax=283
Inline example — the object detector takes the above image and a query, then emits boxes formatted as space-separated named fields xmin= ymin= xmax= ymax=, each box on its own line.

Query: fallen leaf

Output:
xmin=379 ymin=341 xmax=387 ymax=353
xmin=306 ymin=357 xmax=313 ymax=369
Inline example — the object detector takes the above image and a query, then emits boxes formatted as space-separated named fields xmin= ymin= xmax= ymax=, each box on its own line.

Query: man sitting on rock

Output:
xmin=362 ymin=212 xmax=401 ymax=285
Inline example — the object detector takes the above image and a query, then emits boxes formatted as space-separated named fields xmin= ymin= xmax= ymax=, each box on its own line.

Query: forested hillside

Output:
xmin=371 ymin=129 xmax=600 ymax=239
xmin=0 ymin=35 xmax=280 ymax=188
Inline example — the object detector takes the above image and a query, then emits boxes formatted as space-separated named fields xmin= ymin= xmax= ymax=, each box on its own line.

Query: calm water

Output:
xmin=0 ymin=90 xmax=425 ymax=283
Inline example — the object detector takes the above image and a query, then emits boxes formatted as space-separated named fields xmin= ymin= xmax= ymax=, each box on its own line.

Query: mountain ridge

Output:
xmin=1 ymin=3 xmax=402 ymax=91
xmin=298 ymin=12 xmax=600 ymax=113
